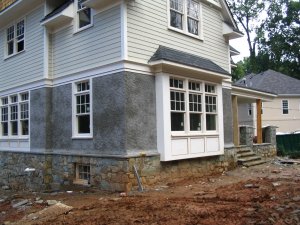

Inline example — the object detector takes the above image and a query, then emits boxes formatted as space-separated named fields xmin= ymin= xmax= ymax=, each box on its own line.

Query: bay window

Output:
xmin=170 ymin=77 xmax=217 ymax=133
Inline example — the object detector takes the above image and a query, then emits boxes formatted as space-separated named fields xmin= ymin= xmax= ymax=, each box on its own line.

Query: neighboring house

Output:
xmin=236 ymin=70 xmax=300 ymax=133
xmin=0 ymin=0 xmax=246 ymax=190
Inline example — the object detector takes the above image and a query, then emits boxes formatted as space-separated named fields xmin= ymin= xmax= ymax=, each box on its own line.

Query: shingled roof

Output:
xmin=149 ymin=46 xmax=230 ymax=76
xmin=235 ymin=70 xmax=300 ymax=95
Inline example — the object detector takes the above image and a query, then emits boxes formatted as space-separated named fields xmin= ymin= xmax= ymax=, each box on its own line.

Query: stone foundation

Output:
xmin=252 ymin=144 xmax=277 ymax=159
xmin=0 ymin=148 xmax=237 ymax=192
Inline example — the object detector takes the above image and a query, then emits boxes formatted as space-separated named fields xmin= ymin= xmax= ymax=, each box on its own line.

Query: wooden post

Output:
xmin=256 ymin=99 xmax=262 ymax=144
xmin=232 ymin=95 xmax=239 ymax=146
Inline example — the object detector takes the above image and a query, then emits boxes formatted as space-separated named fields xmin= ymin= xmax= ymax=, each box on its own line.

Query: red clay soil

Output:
xmin=1 ymin=160 xmax=300 ymax=225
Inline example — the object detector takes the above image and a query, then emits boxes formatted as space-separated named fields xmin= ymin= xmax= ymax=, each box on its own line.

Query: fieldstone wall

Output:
xmin=0 ymin=148 xmax=237 ymax=192
xmin=127 ymin=148 xmax=237 ymax=190
xmin=252 ymin=144 xmax=277 ymax=159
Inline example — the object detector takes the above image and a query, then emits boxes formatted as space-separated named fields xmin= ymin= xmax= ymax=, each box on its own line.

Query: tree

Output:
xmin=258 ymin=0 xmax=300 ymax=79
xmin=227 ymin=0 xmax=265 ymax=73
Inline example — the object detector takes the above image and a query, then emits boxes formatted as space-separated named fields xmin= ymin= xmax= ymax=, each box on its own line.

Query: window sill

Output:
xmin=171 ymin=132 xmax=218 ymax=137
xmin=168 ymin=26 xmax=204 ymax=41
xmin=4 ymin=50 xmax=25 ymax=61
xmin=72 ymin=135 xmax=93 ymax=140
xmin=0 ymin=136 xmax=29 ymax=140
xmin=73 ymin=179 xmax=90 ymax=186
xmin=74 ymin=24 xmax=94 ymax=35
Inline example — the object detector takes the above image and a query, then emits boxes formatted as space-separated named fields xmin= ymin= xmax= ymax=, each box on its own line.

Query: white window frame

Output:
xmin=5 ymin=18 xmax=25 ymax=58
xmin=282 ymin=99 xmax=289 ymax=115
xmin=167 ymin=0 xmax=203 ymax=40
xmin=0 ymin=92 xmax=30 ymax=139
xmin=72 ymin=79 xmax=93 ymax=139
xmin=170 ymin=77 xmax=218 ymax=135
xmin=247 ymin=103 xmax=252 ymax=116
xmin=75 ymin=0 xmax=93 ymax=32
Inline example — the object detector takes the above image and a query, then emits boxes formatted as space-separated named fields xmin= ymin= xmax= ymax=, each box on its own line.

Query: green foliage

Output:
xmin=258 ymin=0 xmax=300 ymax=79
xmin=228 ymin=0 xmax=300 ymax=79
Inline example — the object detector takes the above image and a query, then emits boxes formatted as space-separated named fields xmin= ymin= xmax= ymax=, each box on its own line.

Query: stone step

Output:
xmin=236 ymin=147 xmax=252 ymax=153
xmin=243 ymin=159 xmax=267 ymax=167
xmin=238 ymin=156 xmax=261 ymax=163
xmin=237 ymin=152 xmax=256 ymax=158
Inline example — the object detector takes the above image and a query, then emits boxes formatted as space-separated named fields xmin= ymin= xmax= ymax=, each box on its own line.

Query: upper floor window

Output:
xmin=282 ymin=100 xmax=289 ymax=114
xmin=169 ymin=0 xmax=202 ymax=38
xmin=6 ymin=19 xmax=25 ymax=57
xmin=76 ymin=0 xmax=92 ymax=30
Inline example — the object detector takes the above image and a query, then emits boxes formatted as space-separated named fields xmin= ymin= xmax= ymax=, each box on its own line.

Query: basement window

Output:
xmin=74 ymin=164 xmax=91 ymax=185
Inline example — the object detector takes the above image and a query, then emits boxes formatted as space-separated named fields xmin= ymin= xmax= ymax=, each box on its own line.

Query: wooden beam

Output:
xmin=232 ymin=95 xmax=239 ymax=146
xmin=256 ymin=99 xmax=262 ymax=144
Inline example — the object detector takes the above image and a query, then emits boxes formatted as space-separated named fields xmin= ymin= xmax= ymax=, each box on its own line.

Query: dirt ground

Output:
xmin=1 ymin=158 xmax=300 ymax=225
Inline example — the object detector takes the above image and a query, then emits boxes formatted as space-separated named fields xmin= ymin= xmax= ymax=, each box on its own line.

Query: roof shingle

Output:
xmin=149 ymin=46 xmax=230 ymax=76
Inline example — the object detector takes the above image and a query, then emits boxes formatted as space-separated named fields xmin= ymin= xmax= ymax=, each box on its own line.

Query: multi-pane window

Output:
xmin=16 ymin=20 xmax=25 ymax=52
xmin=169 ymin=0 xmax=201 ymax=37
xmin=170 ymin=78 xmax=185 ymax=131
xmin=170 ymin=0 xmax=184 ymax=29
xmin=20 ymin=93 xmax=29 ymax=135
xmin=1 ymin=98 xmax=8 ymax=136
xmin=189 ymin=81 xmax=202 ymax=131
xmin=248 ymin=103 xmax=252 ymax=116
xmin=6 ymin=19 xmax=25 ymax=56
xmin=10 ymin=95 xmax=18 ymax=136
xmin=187 ymin=0 xmax=200 ymax=35
xmin=205 ymin=84 xmax=217 ymax=131
xmin=77 ymin=0 xmax=92 ymax=29
xmin=170 ymin=78 xmax=218 ymax=133
xmin=75 ymin=164 xmax=91 ymax=185
xmin=282 ymin=100 xmax=289 ymax=114
xmin=74 ymin=81 xmax=91 ymax=135
xmin=0 ymin=92 xmax=29 ymax=137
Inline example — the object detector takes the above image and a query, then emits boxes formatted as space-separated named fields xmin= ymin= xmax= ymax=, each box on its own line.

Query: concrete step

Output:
xmin=243 ymin=159 xmax=267 ymax=167
xmin=237 ymin=152 xmax=256 ymax=158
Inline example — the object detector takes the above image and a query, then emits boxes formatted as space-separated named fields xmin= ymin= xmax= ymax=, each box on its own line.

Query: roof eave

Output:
xmin=149 ymin=60 xmax=231 ymax=80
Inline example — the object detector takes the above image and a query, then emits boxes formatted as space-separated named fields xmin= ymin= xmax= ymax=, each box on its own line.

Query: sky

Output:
xmin=230 ymin=36 xmax=250 ymax=63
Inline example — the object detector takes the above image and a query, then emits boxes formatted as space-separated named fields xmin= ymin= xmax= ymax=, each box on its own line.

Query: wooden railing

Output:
xmin=0 ymin=0 xmax=17 ymax=12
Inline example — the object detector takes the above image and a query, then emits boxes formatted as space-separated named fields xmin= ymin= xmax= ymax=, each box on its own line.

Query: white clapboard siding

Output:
xmin=0 ymin=6 xmax=44 ymax=91
xmin=127 ymin=0 xmax=229 ymax=71
xmin=51 ymin=6 xmax=122 ymax=78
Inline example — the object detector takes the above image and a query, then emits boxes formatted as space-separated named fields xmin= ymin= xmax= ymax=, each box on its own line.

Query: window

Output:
xmin=6 ymin=19 xmax=25 ymax=57
xmin=0 ymin=92 xmax=29 ymax=138
xmin=1 ymin=98 xmax=8 ymax=136
xmin=169 ymin=0 xmax=202 ymax=38
xmin=248 ymin=103 xmax=252 ymax=116
xmin=205 ymin=84 xmax=217 ymax=131
xmin=75 ymin=164 xmax=91 ymax=185
xmin=282 ymin=100 xmax=289 ymax=114
xmin=73 ymin=80 xmax=92 ymax=137
xmin=20 ymin=93 xmax=29 ymax=135
xmin=76 ymin=0 xmax=92 ymax=30
xmin=170 ymin=77 xmax=217 ymax=133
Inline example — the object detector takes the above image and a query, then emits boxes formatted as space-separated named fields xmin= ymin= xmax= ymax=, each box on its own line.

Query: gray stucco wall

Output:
xmin=29 ymin=72 xmax=157 ymax=155
xmin=30 ymin=87 xmax=53 ymax=152
xmin=125 ymin=72 xmax=157 ymax=152
xmin=222 ymin=88 xmax=234 ymax=147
